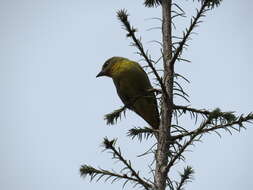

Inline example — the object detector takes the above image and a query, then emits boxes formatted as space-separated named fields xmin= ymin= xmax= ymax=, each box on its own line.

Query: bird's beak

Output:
xmin=96 ymin=70 xmax=105 ymax=78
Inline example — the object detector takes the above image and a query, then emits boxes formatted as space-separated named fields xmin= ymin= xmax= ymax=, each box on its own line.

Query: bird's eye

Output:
xmin=103 ymin=62 xmax=109 ymax=69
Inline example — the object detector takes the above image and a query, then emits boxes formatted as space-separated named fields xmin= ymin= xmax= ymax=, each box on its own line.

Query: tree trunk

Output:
xmin=154 ymin=0 xmax=173 ymax=190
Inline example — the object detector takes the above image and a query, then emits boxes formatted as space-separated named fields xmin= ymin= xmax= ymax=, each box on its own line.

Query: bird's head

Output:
xmin=96 ymin=57 xmax=127 ymax=78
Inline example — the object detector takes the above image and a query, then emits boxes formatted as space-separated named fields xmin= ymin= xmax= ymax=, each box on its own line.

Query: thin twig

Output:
xmin=117 ymin=10 xmax=168 ymax=97
xmin=166 ymin=118 xmax=211 ymax=173
xmin=170 ymin=1 xmax=209 ymax=67
xmin=173 ymin=104 xmax=210 ymax=116
xmin=80 ymin=165 xmax=141 ymax=184
xmin=172 ymin=114 xmax=252 ymax=140
xmin=104 ymin=138 xmax=152 ymax=189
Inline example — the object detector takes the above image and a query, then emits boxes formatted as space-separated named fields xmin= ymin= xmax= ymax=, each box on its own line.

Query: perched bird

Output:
xmin=96 ymin=57 xmax=160 ymax=129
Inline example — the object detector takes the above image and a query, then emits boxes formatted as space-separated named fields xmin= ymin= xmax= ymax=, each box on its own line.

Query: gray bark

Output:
xmin=154 ymin=0 xmax=173 ymax=190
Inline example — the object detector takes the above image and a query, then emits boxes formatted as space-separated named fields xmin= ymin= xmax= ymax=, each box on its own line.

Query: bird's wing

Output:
xmin=113 ymin=61 xmax=160 ymax=129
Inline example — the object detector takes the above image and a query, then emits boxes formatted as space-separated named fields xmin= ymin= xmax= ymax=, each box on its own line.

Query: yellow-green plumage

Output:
xmin=96 ymin=57 xmax=160 ymax=129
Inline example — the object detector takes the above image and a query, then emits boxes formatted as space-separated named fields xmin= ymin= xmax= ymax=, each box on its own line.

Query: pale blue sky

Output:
xmin=0 ymin=1 xmax=253 ymax=190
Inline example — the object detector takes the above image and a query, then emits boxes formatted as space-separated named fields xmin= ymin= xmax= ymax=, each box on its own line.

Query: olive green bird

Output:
xmin=96 ymin=57 xmax=160 ymax=129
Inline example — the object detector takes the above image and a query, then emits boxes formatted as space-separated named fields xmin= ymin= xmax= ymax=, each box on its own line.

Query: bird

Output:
xmin=96 ymin=56 xmax=160 ymax=129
